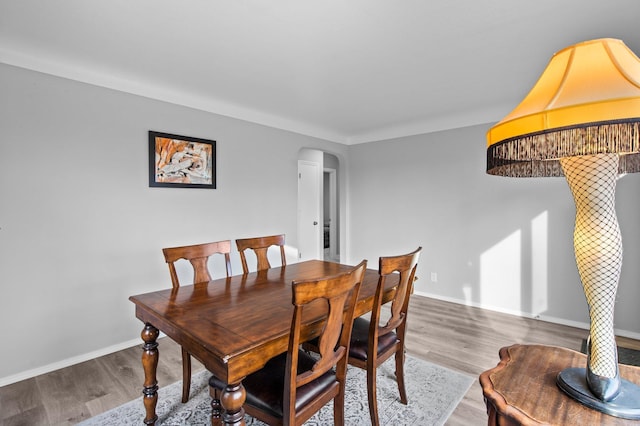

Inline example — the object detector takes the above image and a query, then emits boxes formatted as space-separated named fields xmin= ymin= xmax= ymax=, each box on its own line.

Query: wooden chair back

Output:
xmin=283 ymin=259 xmax=367 ymax=424
xmin=162 ymin=240 xmax=233 ymax=286
xmin=235 ymin=234 xmax=286 ymax=274
xmin=373 ymin=246 xmax=422 ymax=338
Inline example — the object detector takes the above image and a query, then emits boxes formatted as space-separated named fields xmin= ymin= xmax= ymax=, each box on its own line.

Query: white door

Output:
xmin=297 ymin=161 xmax=321 ymax=261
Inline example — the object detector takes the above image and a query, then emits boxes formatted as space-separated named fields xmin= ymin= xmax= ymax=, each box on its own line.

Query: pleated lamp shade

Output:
xmin=486 ymin=38 xmax=640 ymax=177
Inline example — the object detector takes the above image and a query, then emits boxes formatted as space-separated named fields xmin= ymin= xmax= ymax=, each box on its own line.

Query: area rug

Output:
xmin=78 ymin=355 xmax=473 ymax=426
xmin=580 ymin=339 xmax=640 ymax=367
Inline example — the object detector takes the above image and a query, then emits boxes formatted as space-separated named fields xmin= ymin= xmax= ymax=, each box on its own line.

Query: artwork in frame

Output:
xmin=149 ymin=131 xmax=216 ymax=189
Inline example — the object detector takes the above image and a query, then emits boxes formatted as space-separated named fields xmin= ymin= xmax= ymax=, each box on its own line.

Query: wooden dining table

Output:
xmin=129 ymin=259 xmax=398 ymax=425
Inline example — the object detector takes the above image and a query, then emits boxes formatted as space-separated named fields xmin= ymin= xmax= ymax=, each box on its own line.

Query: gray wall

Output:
xmin=347 ymin=126 xmax=640 ymax=339
xmin=3 ymin=61 xmax=640 ymax=385
xmin=0 ymin=63 xmax=348 ymax=383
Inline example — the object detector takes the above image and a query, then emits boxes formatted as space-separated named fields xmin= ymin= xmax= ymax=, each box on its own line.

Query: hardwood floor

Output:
xmin=406 ymin=296 xmax=589 ymax=426
xmin=0 ymin=296 xmax=628 ymax=425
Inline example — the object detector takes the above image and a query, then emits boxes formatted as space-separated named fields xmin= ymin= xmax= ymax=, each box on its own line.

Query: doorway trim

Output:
xmin=324 ymin=167 xmax=338 ymax=261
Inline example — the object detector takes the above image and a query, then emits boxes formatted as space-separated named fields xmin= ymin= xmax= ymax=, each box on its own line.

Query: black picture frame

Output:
xmin=149 ymin=131 xmax=216 ymax=189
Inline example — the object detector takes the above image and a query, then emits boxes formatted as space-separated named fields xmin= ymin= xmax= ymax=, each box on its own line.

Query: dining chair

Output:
xmin=161 ymin=239 xmax=233 ymax=403
xmin=348 ymin=247 xmax=422 ymax=426
xmin=210 ymin=259 xmax=368 ymax=426
xmin=236 ymin=234 xmax=286 ymax=274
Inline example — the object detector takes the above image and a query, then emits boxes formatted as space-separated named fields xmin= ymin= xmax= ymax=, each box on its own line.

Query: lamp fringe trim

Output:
xmin=487 ymin=120 xmax=640 ymax=177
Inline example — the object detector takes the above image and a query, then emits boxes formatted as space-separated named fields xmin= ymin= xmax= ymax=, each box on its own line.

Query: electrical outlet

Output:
xmin=430 ymin=272 xmax=437 ymax=282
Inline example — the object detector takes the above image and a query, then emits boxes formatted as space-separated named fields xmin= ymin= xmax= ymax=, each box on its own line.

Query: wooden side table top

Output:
xmin=479 ymin=344 xmax=640 ymax=425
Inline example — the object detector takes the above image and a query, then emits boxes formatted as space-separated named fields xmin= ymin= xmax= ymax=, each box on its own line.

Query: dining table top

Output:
xmin=129 ymin=259 xmax=397 ymax=385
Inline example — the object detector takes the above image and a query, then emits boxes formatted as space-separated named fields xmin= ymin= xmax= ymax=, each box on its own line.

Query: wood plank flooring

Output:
xmin=406 ymin=296 xmax=589 ymax=426
xmin=0 ymin=296 xmax=631 ymax=425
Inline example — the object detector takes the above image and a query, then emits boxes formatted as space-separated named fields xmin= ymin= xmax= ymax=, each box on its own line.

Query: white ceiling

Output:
xmin=2 ymin=1 xmax=640 ymax=144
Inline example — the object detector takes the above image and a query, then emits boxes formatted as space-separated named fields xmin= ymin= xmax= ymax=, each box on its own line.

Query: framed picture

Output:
xmin=149 ymin=131 xmax=216 ymax=189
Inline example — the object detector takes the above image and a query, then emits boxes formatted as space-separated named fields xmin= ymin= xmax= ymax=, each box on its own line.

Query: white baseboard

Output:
xmin=414 ymin=291 xmax=640 ymax=341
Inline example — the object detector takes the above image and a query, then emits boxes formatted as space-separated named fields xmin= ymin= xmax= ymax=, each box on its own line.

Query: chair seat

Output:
xmin=209 ymin=349 xmax=339 ymax=419
xmin=348 ymin=317 xmax=399 ymax=361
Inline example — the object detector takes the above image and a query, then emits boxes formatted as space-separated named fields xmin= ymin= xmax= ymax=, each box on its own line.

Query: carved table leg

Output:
xmin=218 ymin=382 xmax=246 ymax=425
xmin=141 ymin=323 xmax=159 ymax=425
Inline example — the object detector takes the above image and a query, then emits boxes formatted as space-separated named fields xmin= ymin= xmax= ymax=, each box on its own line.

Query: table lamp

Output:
xmin=486 ymin=38 xmax=640 ymax=418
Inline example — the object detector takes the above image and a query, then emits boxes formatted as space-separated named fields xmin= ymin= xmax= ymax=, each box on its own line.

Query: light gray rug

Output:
xmin=78 ymin=356 xmax=473 ymax=425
